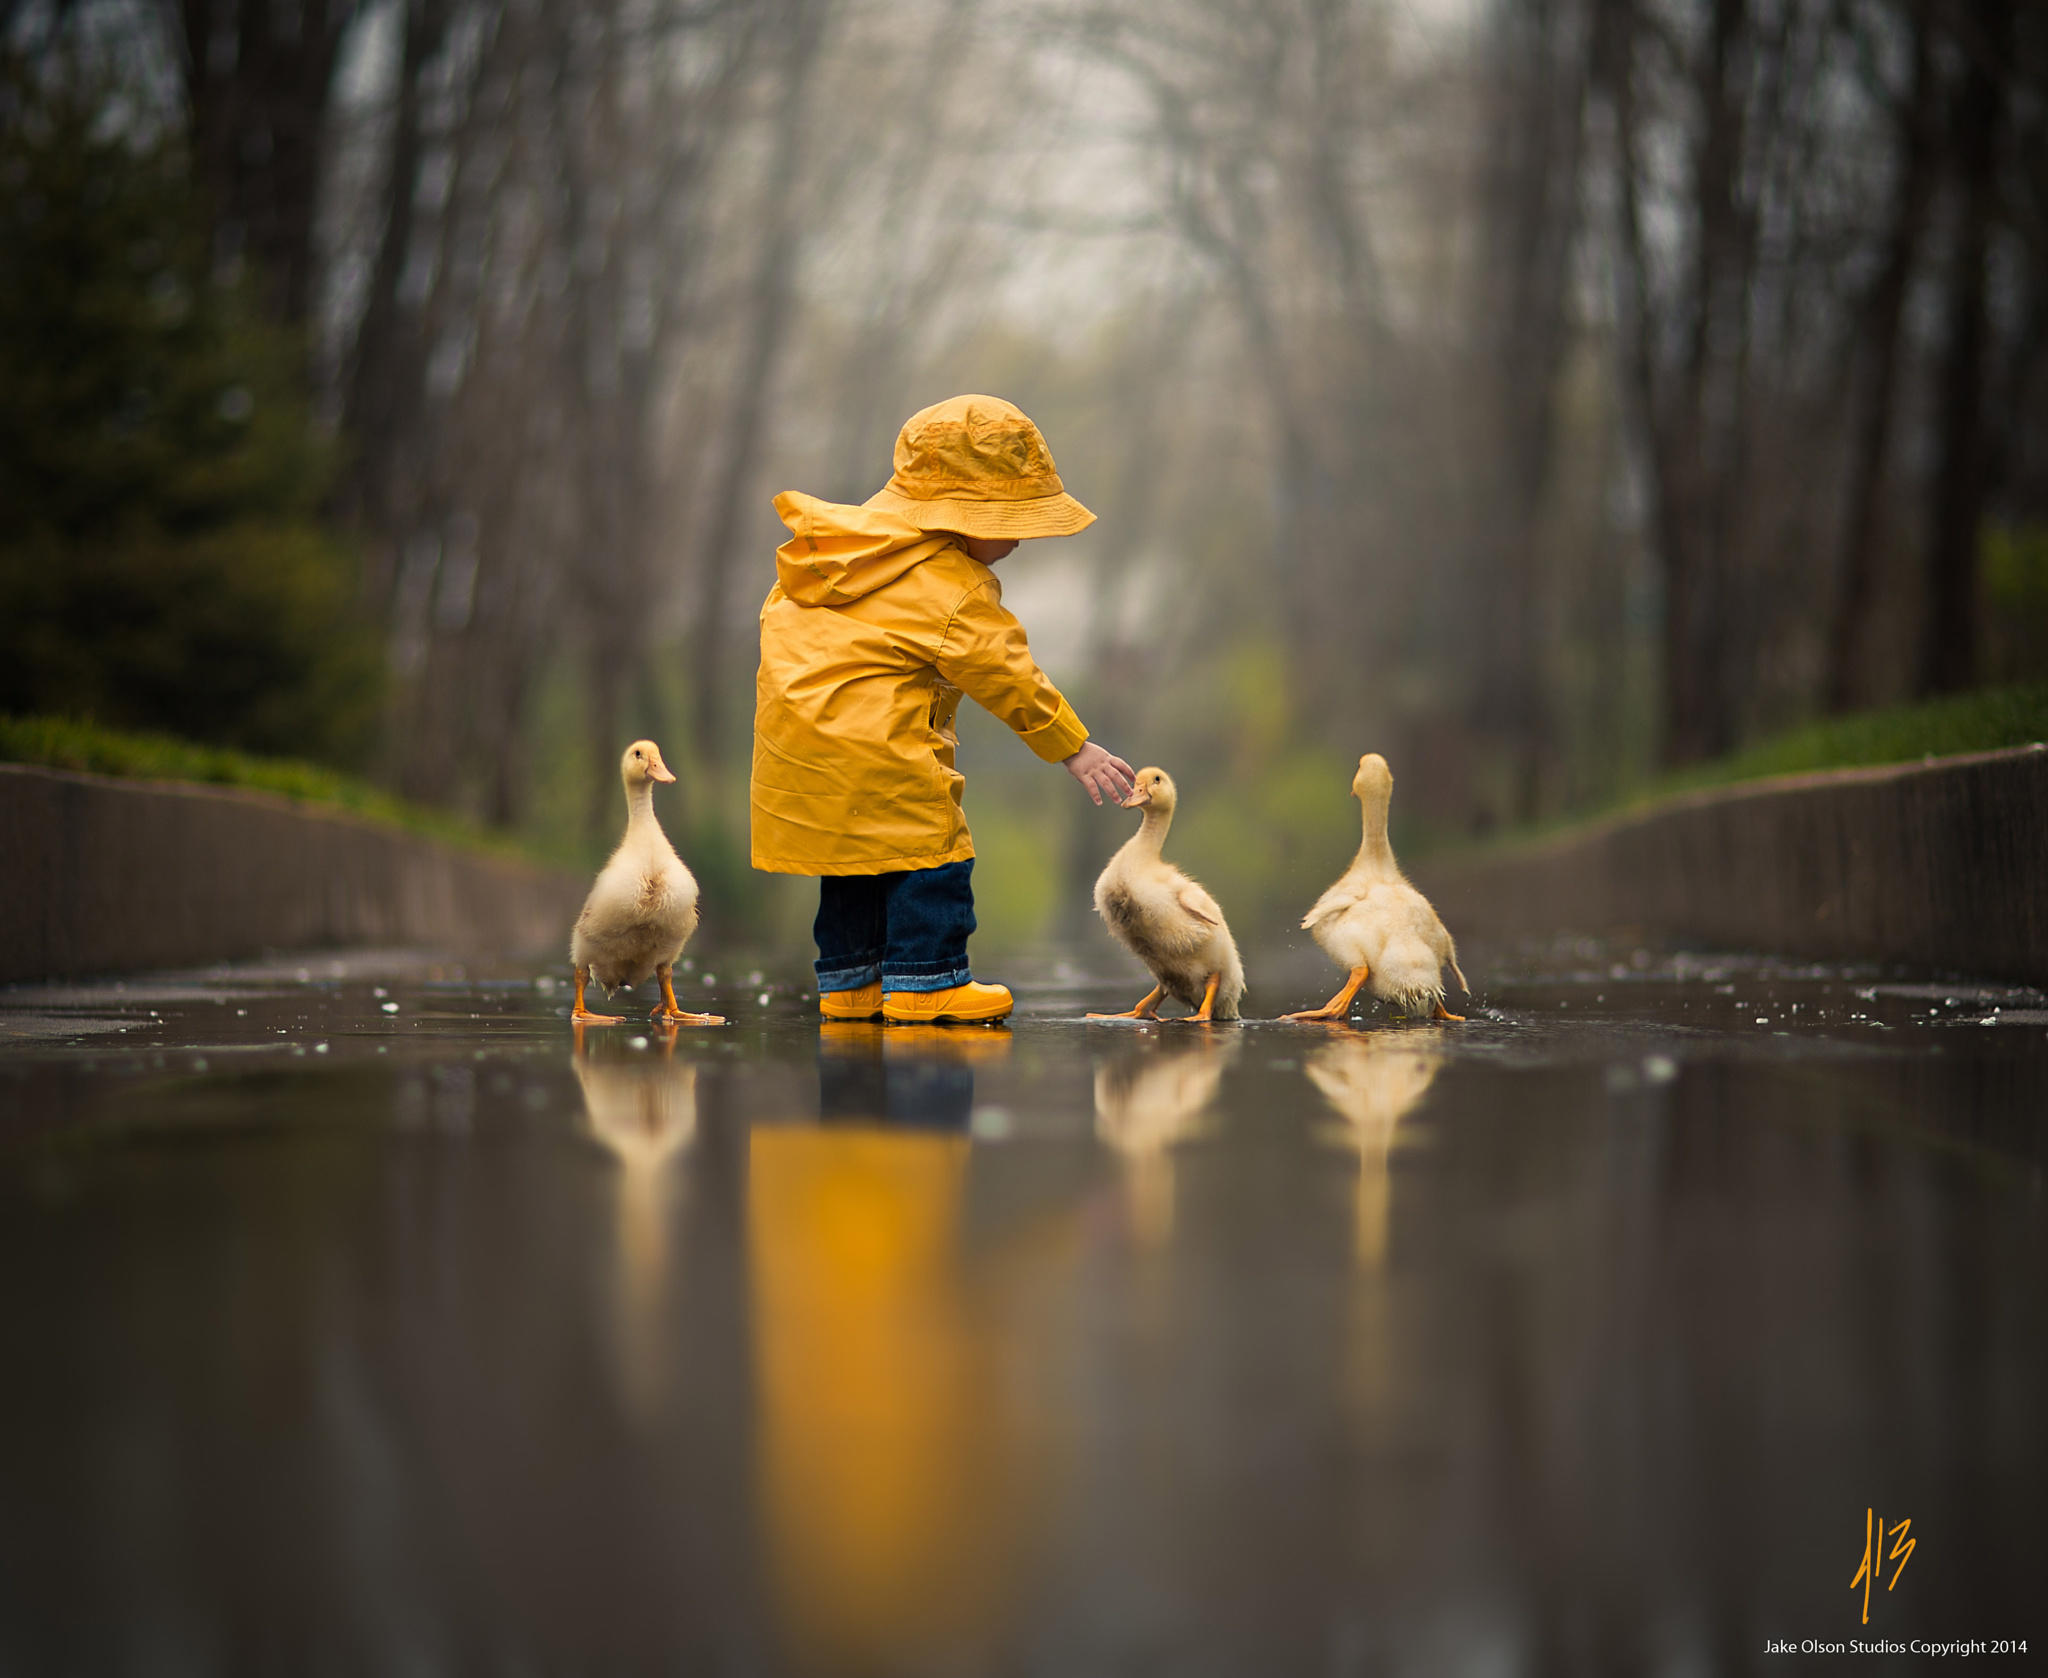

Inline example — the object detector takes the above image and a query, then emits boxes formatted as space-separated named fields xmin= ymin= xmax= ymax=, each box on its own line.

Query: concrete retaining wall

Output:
xmin=0 ymin=765 xmax=586 ymax=985
xmin=1413 ymin=744 xmax=2048 ymax=986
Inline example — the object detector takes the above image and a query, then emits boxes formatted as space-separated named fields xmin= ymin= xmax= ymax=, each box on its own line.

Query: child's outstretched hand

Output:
xmin=1063 ymin=742 xmax=1136 ymax=806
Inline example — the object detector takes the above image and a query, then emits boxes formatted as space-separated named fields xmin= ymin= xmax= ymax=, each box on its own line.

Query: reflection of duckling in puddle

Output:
xmin=572 ymin=1026 xmax=698 ymax=1418
xmin=1304 ymin=1030 xmax=1444 ymax=1269
xmin=1093 ymin=1035 xmax=1240 ymax=1249
xmin=817 ymin=1022 xmax=1012 ymax=1130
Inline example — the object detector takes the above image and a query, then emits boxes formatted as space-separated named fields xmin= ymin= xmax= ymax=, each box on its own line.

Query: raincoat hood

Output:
xmin=752 ymin=491 xmax=1089 ymax=875
xmin=772 ymin=491 xmax=954 ymax=606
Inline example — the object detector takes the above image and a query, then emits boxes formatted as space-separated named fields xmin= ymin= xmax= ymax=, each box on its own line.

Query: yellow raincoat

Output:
xmin=751 ymin=491 xmax=1089 ymax=874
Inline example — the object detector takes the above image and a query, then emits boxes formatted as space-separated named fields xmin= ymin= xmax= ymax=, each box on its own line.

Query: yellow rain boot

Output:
xmin=882 ymin=981 xmax=1014 ymax=1023
xmin=819 ymin=981 xmax=884 ymax=1021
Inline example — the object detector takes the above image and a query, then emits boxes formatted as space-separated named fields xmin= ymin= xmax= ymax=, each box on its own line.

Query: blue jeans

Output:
xmin=816 ymin=1032 xmax=973 ymax=1130
xmin=814 ymin=859 xmax=976 ymax=993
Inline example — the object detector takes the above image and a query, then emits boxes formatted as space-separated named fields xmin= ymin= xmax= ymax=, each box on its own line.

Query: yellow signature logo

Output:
xmin=1850 ymin=1508 xmax=1914 ymax=1625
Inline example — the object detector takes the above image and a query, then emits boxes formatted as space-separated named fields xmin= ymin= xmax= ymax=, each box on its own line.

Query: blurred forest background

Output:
xmin=3 ymin=0 xmax=2045 ymax=959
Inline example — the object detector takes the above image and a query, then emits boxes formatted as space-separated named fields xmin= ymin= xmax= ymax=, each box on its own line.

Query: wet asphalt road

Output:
xmin=0 ymin=946 xmax=2043 ymax=1675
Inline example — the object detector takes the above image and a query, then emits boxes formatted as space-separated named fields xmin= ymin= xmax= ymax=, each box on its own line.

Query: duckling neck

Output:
xmin=623 ymin=778 xmax=660 ymax=836
xmin=1352 ymin=795 xmax=1398 ymax=877
xmin=1129 ymin=806 xmax=1174 ymax=859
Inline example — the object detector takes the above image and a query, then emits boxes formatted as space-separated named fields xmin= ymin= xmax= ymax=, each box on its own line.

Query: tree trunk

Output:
xmin=689 ymin=0 xmax=829 ymax=772
xmin=339 ymin=0 xmax=450 ymax=537
xmin=172 ymin=0 xmax=358 ymax=329
xmin=1478 ymin=0 xmax=1587 ymax=820
xmin=1601 ymin=0 xmax=1763 ymax=767
xmin=1826 ymin=0 xmax=1934 ymax=713
xmin=1917 ymin=0 xmax=2008 ymax=696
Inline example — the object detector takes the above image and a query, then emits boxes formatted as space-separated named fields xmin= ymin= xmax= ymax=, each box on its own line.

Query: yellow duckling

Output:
xmin=1090 ymin=767 xmax=1245 ymax=1023
xmin=571 ymin=739 xmax=726 ymax=1027
xmin=1283 ymin=753 xmax=1467 ymax=1023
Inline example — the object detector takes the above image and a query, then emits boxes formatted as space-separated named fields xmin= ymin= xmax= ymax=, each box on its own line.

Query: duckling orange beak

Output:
xmin=650 ymin=763 xmax=676 ymax=784
xmin=1121 ymin=787 xmax=1151 ymax=808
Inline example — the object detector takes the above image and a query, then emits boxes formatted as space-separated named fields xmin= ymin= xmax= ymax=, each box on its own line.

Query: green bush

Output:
xmin=1984 ymin=524 xmax=2048 ymax=684
xmin=0 ymin=55 xmax=380 ymax=765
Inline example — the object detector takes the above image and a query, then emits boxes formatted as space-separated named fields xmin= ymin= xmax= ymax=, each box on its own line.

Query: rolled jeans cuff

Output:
xmin=881 ymin=960 xmax=975 ymax=993
xmin=815 ymin=957 xmax=883 ymax=992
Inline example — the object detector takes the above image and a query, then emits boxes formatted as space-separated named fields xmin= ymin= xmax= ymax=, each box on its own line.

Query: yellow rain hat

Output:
xmin=863 ymin=394 xmax=1096 ymax=540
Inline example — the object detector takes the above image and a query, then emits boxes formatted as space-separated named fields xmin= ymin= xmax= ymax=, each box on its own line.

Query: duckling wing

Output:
xmin=1301 ymin=874 xmax=1368 ymax=932
xmin=1098 ymin=873 xmax=1217 ymax=966
xmin=1176 ymin=881 xmax=1224 ymax=928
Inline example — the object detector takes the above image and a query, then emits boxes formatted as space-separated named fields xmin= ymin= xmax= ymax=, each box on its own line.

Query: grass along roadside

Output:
xmin=1437 ymin=683 xmax=2048 ymax=861
xmin=1645 ymin=682 xmax=2048 ymax=799
xmin=0 ymin=714 xmax=557 ymax=866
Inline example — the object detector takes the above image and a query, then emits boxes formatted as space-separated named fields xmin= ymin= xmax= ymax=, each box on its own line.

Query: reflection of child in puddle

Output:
xmin=816 ymin=1022 xmax=1012 ymax=1129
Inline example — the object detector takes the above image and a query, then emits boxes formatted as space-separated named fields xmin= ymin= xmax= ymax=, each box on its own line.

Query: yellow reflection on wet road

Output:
xmin=748 ymin=1120 xmax=1038 ymax=1672
xmin=1305 ymin=1029 xmax=1444 ymax=1269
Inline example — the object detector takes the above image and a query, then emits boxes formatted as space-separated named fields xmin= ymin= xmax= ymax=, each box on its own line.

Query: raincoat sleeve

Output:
xmin=934 ymin=580 xmax=1089 ymax=763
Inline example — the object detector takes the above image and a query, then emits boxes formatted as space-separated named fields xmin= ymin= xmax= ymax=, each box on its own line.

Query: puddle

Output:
xmin=0 ymin=945 xmax=2042 ymax=1667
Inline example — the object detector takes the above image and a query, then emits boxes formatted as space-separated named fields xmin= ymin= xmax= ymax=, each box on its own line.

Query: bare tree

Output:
xmin=325 ymin=0 xmax=760 ymax=830
xmin=162 ymin=0 xmax=366 ymax=325
xmin=1474 ymin=0 xmax=1593 ymax=818
xmin=1918 ymin=0 xmax=2012 ymax=695
xmin=1064 ymin=0 xmax=1481 ymax=759
xmin=1592 ymin=0 xmax=1853 ymax=762
xmin=1826 ymin=0 xmax=1936 ymax=711
xmin=685 ymin=0 xmax=830 ymax=773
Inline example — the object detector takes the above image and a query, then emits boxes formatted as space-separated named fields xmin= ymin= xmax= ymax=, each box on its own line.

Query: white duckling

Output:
xmin=1090 ymin=767 xmax=1245 ymax=1023
xmin=1283 ymin=753 xmax=1468 ymax=1023
xmin=571 ymin=739 xmax=726 ymax=1027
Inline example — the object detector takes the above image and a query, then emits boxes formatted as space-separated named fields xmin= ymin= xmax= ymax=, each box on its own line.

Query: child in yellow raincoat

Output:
xmin=751 ymin=394 xmax=1134 ymax=1022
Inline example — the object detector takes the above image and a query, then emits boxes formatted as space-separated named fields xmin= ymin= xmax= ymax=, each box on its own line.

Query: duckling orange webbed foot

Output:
xmin=651 ymin=964 xmax=726 ymax=1027
xmin=1282 ymin=964 xmax=1370 ymax=1023
xmin=572 ymin=966 xmax=624 ymax=1025
xmin=1089 ymin=983 xmax=1164 ymax=1021
xmin=1431 ymin=999 xmax=1466 ymax=1023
